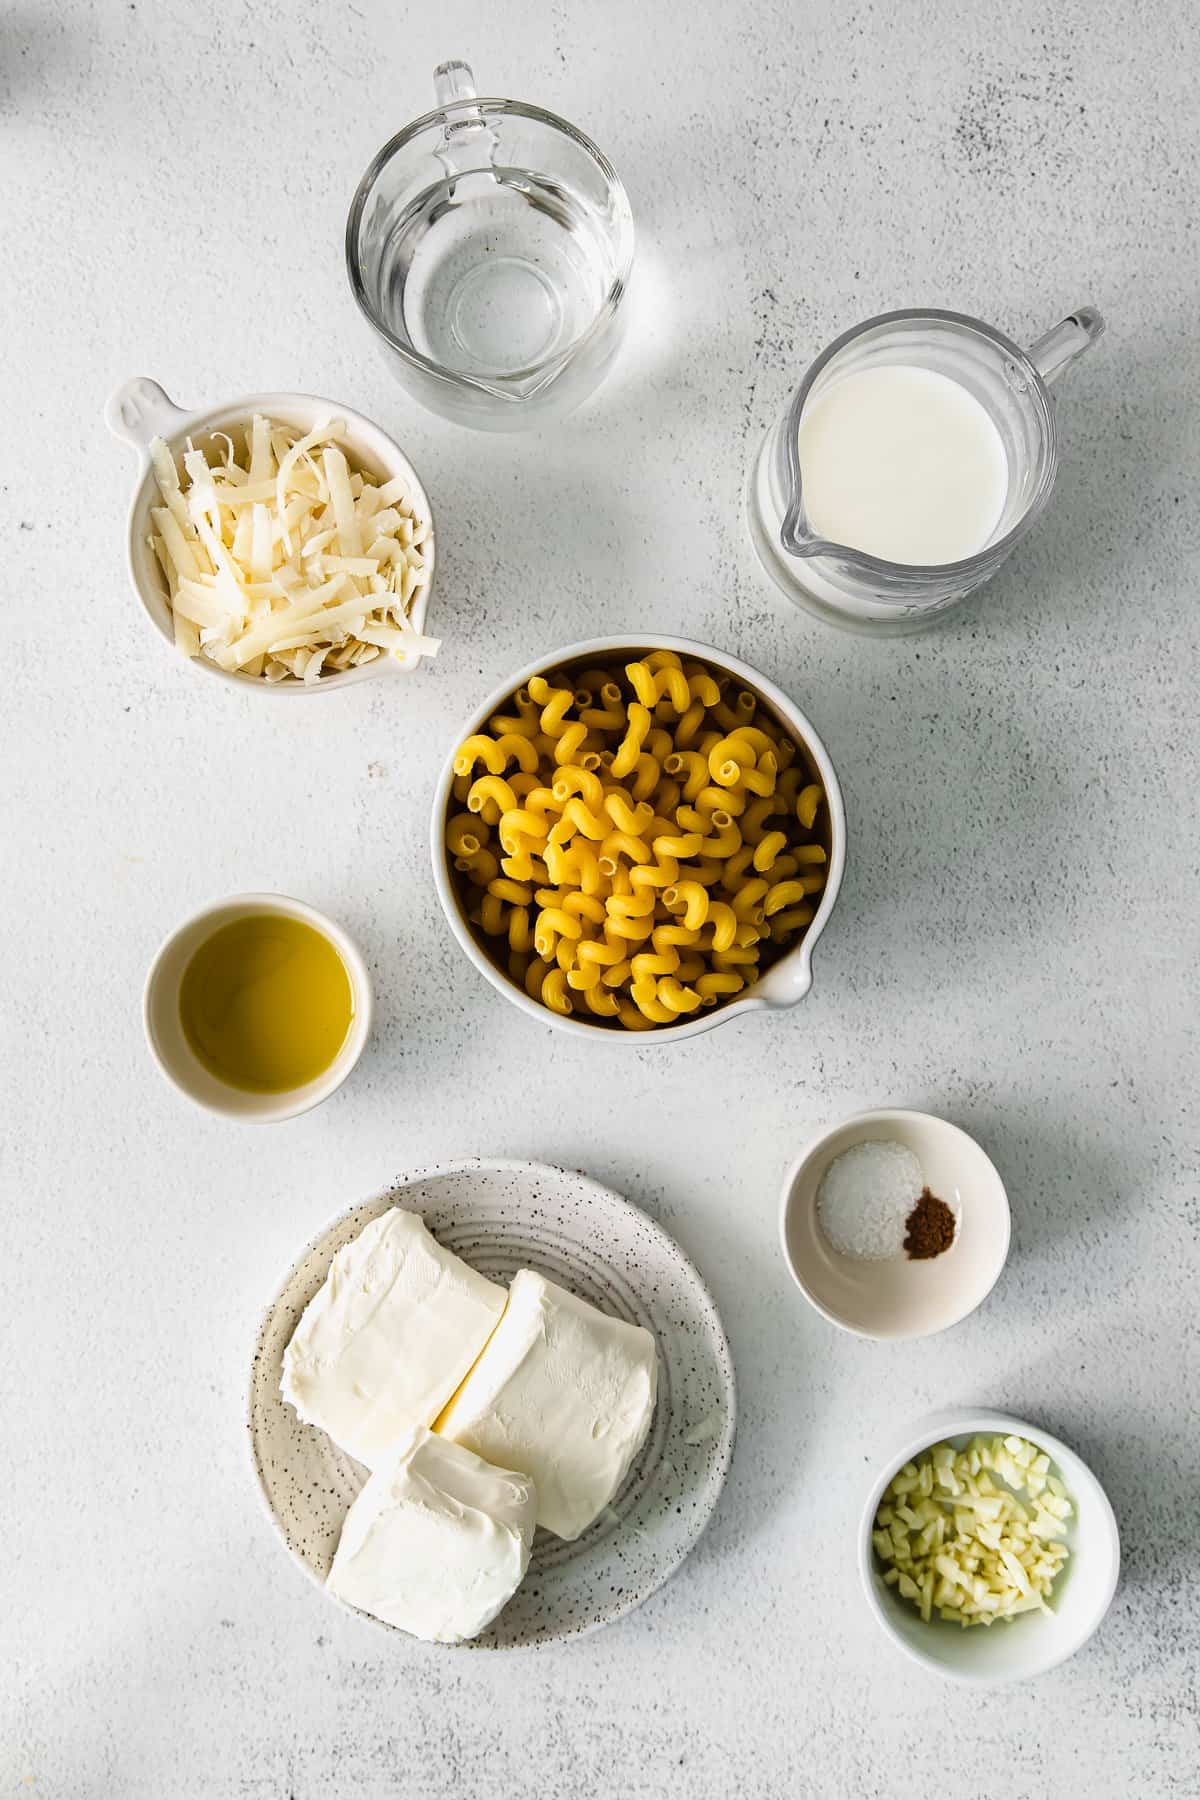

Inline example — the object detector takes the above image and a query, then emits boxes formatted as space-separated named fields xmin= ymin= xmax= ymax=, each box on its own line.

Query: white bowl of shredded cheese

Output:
xmin=859 ymin=1409 xmax=1120 ymax=1684
xmin=106 ymin=377 xmax=438 ymax=691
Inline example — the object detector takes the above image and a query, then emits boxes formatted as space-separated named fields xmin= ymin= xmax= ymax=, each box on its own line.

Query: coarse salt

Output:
xmin=816 ymin=1139 xmax=923 ymax=1259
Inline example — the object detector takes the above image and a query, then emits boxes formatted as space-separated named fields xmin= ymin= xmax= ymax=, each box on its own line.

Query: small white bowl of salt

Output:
xmin=779 ymin=1110 xmax=1010 ymax=1340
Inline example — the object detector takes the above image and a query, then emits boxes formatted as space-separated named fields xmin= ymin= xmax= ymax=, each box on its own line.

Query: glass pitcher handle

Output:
xmin=432 ymin=59 xmax=499 ymax=177
xmin=1028 ymin=306 xmax=1105 ymax=387
xmin=434 ymin=59 xmax=479 ymax=109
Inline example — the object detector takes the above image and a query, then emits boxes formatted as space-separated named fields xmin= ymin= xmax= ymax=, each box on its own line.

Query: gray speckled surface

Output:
xmin=3 ymin=0 xmax=1197 ymax=1794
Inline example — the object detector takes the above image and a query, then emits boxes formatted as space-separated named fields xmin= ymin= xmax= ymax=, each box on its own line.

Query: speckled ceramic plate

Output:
xmin=248 ymin=1158 xmax=736 ymax=1648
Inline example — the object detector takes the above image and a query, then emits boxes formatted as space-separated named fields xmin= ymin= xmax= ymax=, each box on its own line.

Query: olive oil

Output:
xmin=179 ymin=914 xmax=354 ymax=1093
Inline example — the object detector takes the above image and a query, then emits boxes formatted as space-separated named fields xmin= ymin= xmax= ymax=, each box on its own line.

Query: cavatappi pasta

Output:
xmin=445 ymin=651 xmax=830 ymax=1030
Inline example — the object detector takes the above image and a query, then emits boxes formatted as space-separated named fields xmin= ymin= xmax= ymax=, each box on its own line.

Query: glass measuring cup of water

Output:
xmin=748 ymin=306 xmax=1104 ymax=633
xmin=346 ymin=62 xmax=634 ymax=430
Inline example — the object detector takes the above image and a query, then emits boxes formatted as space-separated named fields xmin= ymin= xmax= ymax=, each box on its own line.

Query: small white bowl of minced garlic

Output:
xmin=858 ymin=1409 xmax=1120 ymax=1684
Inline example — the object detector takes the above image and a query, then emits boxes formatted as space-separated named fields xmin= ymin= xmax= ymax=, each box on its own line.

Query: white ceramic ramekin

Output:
xmin=105 ymin=376 xmax=435 ymax=693
xmin=143 ymin=892 xmax=373 ymax=1121
xmin=430 ymin=635 xmax=846 ymax=1042
xmin=859 ymin=1407 xmax=1121 ymax=1684
xmin=780 ymin=1109 xmax=1011 ymax=1340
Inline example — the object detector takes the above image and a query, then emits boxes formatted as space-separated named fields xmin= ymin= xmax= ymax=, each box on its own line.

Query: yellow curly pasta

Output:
xmin=557 ymin=840 xmax=604 ymax=894
xmin=551 ymin=763 xmax=602 ymax=812
xmin=658 ymin=976 xmax=701 ymax=1015
xmin=454 ymin=734 xmax=508 ymax=777
xmin=607 ymin=889 xmax=655 ymax=920
xmin=479 ymin=892 xmax=505 ymax=936
xmin=751 ymin=830 xmax=789 ymax=873
xmin=541 ymin=968 xmax=572 ymax=1015
xmin=498 ymin=807 xmax=551 ymax=856
xmin=732 ymin=877 xmax=769 ymax=921
xmin=548 ymin=797 xmax=607 ymax=843
xmin=599 ymin=829 xmax=651 ymax=870
xmin=463 ymin=847 xmax=500 ymax=886
xmin=468 ymin=773 xmax=518 ymax=817
xmin=446 ymin=814 xmax=482 ymax=858
xmin=685 ymin=666 xmax=721 ymax=707
xmin=740 ymin=752 xmax=778 ymax=799
xmin=763 ymin=878 xmax=812 ymax=916
xmin=488 ymin=711 xmax=537 ymax=739
xmin=707 ymin=733 xmax=756 ymax=788
xmin=627 ymin=659 xmax=691 ymax=712
xmin=796 ymin=783 xmax=823 ymax=830
xmin=606 ymin=911 xmax=656 ymax=942
xmin=699 ymin=814 xmax=741 ymax=858
xmin=662 ymin=879 xmax=709 ymax=931
xmin=611 ymin=702 xmax=652 ymax=780
xmin=696 ymin=969 xmax=743 ymax=1000
xmin=603 ymin=791 xmax=651 ymax=836
xmin=553 ymin=721 xmax=590 ymax=766
xmin=492 ymin=732 xmax=539 ymax=772
xmin=446 ymin=650 xmax=830 ymax=1028
xmin=630 ymin=977 xmax=675 ymax=1023
xmin=489 ymin=877 xmax=532 ymax=906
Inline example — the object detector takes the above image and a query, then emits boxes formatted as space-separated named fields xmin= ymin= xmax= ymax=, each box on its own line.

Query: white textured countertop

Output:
xmin=4 ymin=1 xmax=1197 ymax=1794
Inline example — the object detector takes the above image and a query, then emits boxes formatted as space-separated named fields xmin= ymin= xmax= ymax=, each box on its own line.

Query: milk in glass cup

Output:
xmin=346 ymin=62 xmax=634 ymax=430
xmin=748 ymin=307 xmax=1105 ymax=633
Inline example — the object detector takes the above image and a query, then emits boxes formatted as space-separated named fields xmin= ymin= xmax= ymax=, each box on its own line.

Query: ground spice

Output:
xmin=903 ymin=1188 xmax=956 ymax=1259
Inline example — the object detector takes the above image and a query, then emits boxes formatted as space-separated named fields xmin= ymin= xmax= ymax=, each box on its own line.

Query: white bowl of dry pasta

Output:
xmin=431 ymin=636 xmax=845 ymax=1038
xmin=105 ymin=377 xmax=437 ymax=690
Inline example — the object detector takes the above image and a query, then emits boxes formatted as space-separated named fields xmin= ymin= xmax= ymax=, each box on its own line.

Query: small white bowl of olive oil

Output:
xmin=143 ymin=894 xmax=372 ymax=1121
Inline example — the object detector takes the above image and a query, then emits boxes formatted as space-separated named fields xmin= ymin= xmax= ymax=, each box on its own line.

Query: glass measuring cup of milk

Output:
xmin=346 ymin=61 xmax=634 ymax=430
xmin=749 ymin=307 xmax=1104 ymax=633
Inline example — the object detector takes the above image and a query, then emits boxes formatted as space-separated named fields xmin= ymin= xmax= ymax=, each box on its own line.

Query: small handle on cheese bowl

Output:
xmin=105 ymin=377 xmax=189 ymax=457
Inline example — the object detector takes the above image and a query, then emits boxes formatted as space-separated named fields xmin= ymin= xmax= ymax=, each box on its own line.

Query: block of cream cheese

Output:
xmin=326 ymin=1425 xmax=537 ymax=1642
xmin=436 ymin=1269 xmax=658 ymax=1540
xmin=281 ymin=1208 xmax=506 ymax=1467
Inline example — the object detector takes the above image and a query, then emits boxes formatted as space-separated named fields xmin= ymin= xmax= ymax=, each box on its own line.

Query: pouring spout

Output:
xmin=778 ymin=409 xmax=835 ymax=558
xmin=1028 ymin=306 xmax=1105 ymax=387
xmin=780 ymin=495 xmax=825 ymax=558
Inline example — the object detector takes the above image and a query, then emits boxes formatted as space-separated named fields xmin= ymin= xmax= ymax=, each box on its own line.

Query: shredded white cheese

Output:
xmin=147 ymin=415 xmax=438 ymax=684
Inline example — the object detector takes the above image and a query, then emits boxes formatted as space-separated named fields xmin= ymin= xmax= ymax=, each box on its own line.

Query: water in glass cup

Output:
xmin=380 ymin=167 xmax=615 ymax=379
xmin=347 ymin=62 xmax=633 ymax=428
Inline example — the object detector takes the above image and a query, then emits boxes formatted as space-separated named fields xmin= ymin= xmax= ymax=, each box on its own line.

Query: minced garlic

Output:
xmin=872 ymin=1434 xmax=1073 ymax=1627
